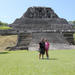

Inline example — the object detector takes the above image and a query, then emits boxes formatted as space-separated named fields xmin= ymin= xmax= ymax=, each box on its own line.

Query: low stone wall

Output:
xmin=0 ymin=29 xmax=17 ymax=35
xmin=29 ymin=43 xmax=75 ymax=51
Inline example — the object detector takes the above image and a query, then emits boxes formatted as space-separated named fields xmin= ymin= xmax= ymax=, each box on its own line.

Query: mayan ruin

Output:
xmin=0 ymin=7 xmax=75 ymax=50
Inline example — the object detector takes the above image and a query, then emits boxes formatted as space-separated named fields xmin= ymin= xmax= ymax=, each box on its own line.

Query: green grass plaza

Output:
xmin=0 ymin=0 xmax=75 ymax=75
xmin=0 ymin=50 xmax=75 ymax=75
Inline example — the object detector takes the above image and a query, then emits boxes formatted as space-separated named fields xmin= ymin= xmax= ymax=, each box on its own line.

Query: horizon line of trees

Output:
xmin=0 ymin=21 xmax=8 ymax=26
xmin=68 ymin=20 xmax=75 ymax=25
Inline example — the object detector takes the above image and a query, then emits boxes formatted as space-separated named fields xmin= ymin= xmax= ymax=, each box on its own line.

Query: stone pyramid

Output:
xmin=10 ymin=7 xmax=74 ymax=50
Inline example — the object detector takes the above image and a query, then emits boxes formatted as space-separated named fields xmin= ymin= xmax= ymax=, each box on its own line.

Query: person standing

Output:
xmin=39 ymin=39 xmax=45 ymax=59
xmin=45 ymin=39 xmax=50 ymax=59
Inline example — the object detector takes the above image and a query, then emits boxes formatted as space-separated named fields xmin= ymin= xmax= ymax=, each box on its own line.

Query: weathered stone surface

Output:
xmin=11 ymin=7 xmax=71 ymax=31
xmin=8 ymin=7 xmax=75 ymax=50
xmin=0 ymin=29 xmax=17 ymax=35
xmin=23 ymin=7 xmax=59 ymax=18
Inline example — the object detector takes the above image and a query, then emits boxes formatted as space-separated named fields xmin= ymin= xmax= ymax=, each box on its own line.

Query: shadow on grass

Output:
xmin=40 ymin=58 xmax=58 ymax=60
xmin=49 ymin=58 xmax=58 ymax=60
xmin=0 ymin=52 xmax=9 ymax=54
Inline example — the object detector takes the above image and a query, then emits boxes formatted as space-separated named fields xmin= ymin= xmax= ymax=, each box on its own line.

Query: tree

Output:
xmin=0 ymin=21 xmax=8 ymax=26
xmin=73 ymin=21 xmax=75 ymax=25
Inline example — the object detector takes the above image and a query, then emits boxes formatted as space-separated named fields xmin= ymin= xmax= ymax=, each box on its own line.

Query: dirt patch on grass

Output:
xmin=0 ymin=35 xmax=17 ymax=51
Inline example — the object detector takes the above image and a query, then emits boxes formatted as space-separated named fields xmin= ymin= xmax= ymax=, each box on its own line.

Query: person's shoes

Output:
xmin=47 ymin=57 xmax=49 ymax=60
xmin=39 ymin=57 xmax=41 ymax=59
xmin=42 ymin=58 xmax=44 ymax=59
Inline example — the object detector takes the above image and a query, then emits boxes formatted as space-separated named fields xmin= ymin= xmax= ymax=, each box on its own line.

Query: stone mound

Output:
xmin=9 ymin=7 xmax=75 ymax=50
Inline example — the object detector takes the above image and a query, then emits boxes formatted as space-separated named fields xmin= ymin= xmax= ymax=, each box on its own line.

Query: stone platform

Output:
xmin=0 ymin=7 xmax=75 ymax=50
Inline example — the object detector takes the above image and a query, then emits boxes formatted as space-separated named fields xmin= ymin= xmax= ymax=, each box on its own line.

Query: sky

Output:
xmin=0 ymin=0 xmax=75 ymax=24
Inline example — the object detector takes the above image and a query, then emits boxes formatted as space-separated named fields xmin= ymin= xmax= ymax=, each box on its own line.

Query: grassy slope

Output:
xmin=0 ymin=35 xmax=17 ymax=51
xmin=0 ymin=50 xmax=75 ymax=75
xmin=0 ymin=26 xmax=12 ymax=30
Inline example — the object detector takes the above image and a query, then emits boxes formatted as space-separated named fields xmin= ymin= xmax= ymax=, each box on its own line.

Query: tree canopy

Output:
xmin=68 ymin=20 xmax=75 ymax=25
xmin=72 ymin=21 xmax=75 ymax=25
xmin=0 ymin=21 xmax=8 ymax=26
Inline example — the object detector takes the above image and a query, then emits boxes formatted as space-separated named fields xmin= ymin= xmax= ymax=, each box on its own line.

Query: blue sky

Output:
xmin=0 ymin=0 xmax=75 ymax=24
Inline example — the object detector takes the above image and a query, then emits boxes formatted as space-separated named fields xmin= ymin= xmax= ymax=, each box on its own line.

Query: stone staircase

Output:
xmin=9 ymin=33 xmax=32 ymax=50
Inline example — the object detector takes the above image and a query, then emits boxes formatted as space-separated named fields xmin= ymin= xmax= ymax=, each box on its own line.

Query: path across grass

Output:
xmin=0 ymin=50 xmax=75 ymax=75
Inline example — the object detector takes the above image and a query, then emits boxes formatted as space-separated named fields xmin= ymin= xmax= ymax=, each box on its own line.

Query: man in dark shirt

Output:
xmin=39 ymin=39 xmax=45 ymax=59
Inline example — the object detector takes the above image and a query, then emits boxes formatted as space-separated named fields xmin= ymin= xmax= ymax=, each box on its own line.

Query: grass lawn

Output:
xmin=0 ymin=26 xmax=12 ymax=30
xmin=0 ymin=50 xmax=75 ymax=75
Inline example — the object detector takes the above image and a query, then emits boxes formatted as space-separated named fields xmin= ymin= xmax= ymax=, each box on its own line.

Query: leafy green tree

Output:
xmin=0 ymin=21 xmax=8 ymax=26
xmin=73 ymin=21 xmax=75 ymax=25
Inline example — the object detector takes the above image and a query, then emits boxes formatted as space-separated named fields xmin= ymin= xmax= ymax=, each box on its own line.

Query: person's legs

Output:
xmin=46 ymin=50 xmax=49 ymax=59
xmin=42 ymin=50 xmax=45 ymax=59
xmin=39 ymin=53 xmax=41 ymax=59
xmin=42 ymin=54 xmax=44 ymax=59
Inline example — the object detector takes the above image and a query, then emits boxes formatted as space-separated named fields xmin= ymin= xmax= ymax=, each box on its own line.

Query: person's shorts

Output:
xmin=40 ymin=48 xmax=45 ymax=55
